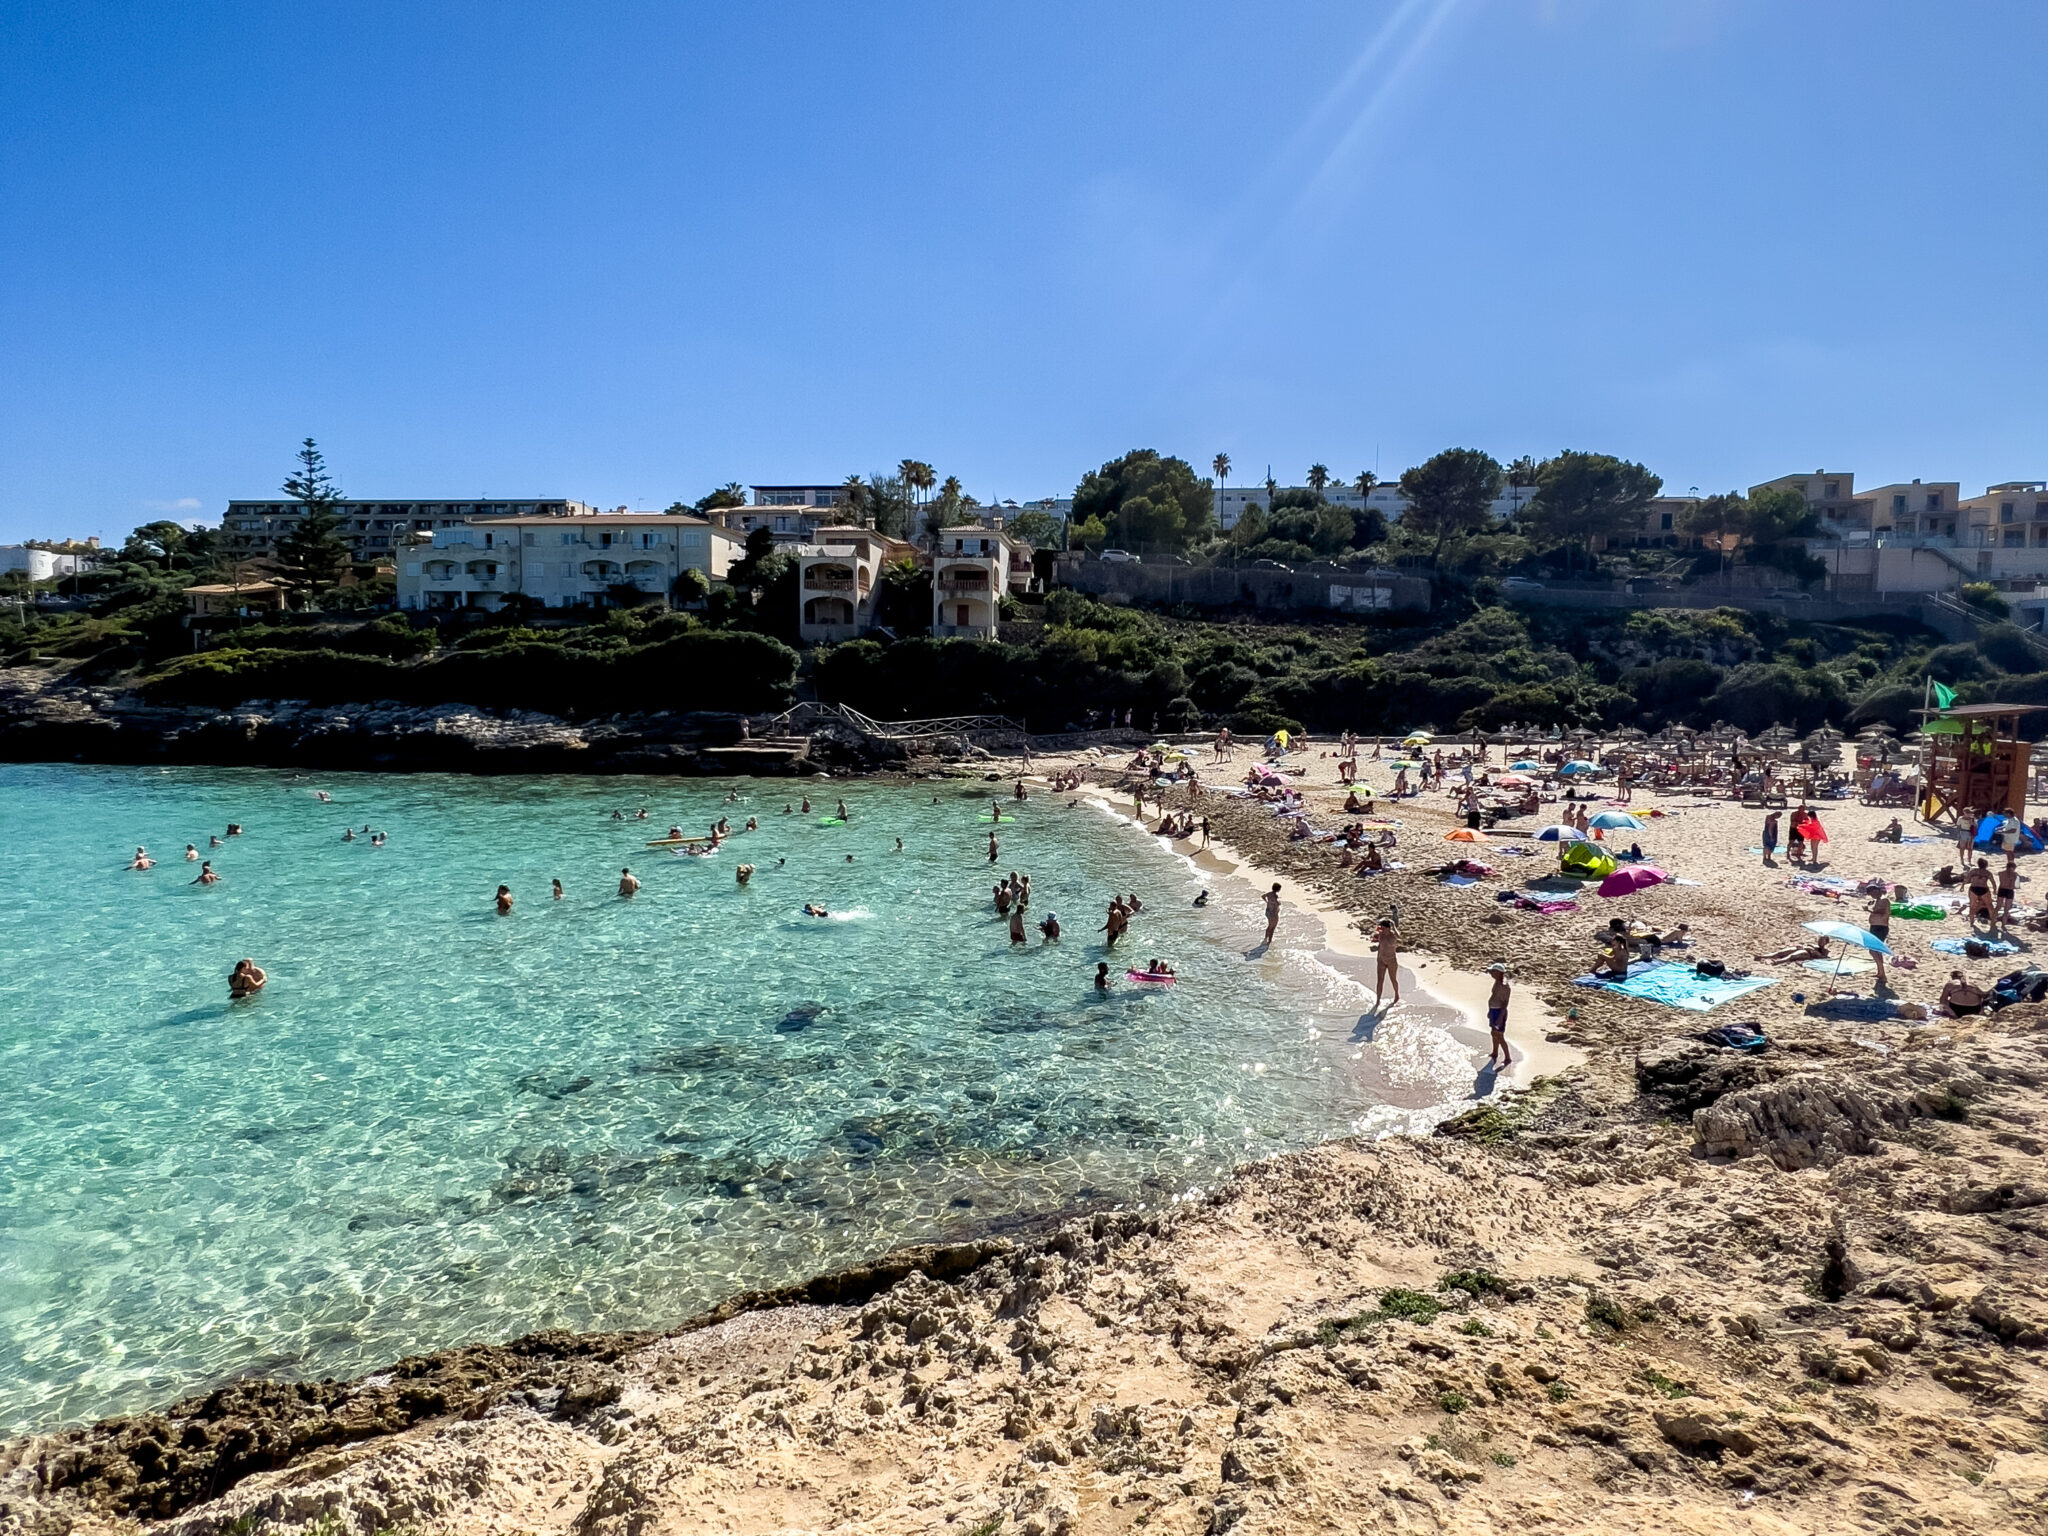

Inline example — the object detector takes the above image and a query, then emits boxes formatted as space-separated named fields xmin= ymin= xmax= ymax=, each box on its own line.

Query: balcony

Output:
xmin=804 ymin=574 xmax=856 ymax=593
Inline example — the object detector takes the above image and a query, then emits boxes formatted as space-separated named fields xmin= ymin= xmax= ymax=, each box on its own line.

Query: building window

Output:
xmin=1824 ymin=481 xmax=1839 ymax=498
xmin=1659 ymin=512 xmax=1673 ymax=530
xmin=1927 ymin=493 xmax=1943 ymax=510
xmin=1892 ymin=494 xmax=1906 ymax=513
xmin=2004 ymin=529 xmax=2026 ymax=548
xmin=2001 ymin=504 xmax=2015 ymax=523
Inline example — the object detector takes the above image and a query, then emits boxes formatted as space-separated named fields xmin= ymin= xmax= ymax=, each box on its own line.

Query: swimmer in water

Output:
xmin=370 ymin=832 xmax=385 ymax=847
xmin=744 ymin=816 xmax=758 ymax=832
xmin=894 ymin=837 xmax=903 ymax=852
xmin=619 ymin=867 xmax=640 ymax=898
xmin=988 ymin=830 xmax=1000 ymax=863
xmin=612 ymin=810 xmax=624 ymax=821
xmin=209 ymin=835 xmax=224 ymax=848
xmin=315 ymin=791 xmax=331 ymax=802
xmin=1095 ymin=962 xmax=1111 ymax=990
xmin=804 ymin=902 xmax=829 ymax=917
xmin=1193 ymin=889 xmax=1209 ymax=907
xmin=226 ymin=824 xmax=242 ymax=837
xmin=184 ymin=844 xmax=199 ymax=861
xmin=1009 ymin=905 xmax=1027 ymax=944
xmin=495 ymin=884 xmax=514 ymax=914
xmin=1039 ymin=910 xmax=1061 ymax=941
xmin=736 ymin=863 xmax=754 ymax=884
xmin=845 ymin=853 xmax=854 ymax=862
xmin=783 ymin=803 xmax=793 ymax=815
xmin=801 ymin=796 xmax=812 ymax=813
xmin=635 ymin=808 xmax=649 ymax=820
xmin=836 ymin=799 xmax=849 ymax=821
xmin=194 ymin=861 xmax=220 ymax=884
xmin=343 ymin=828 xmax=356 ymax=842
xmin=127 ymin=846 xmax=154 ymax=870
xmin=228 ymin=958 xmax=266 ymax=999
xmin=552 ymin=878 xmax=564 ymax=900
xmin=667 ymin=826 xmax=685 ymax=840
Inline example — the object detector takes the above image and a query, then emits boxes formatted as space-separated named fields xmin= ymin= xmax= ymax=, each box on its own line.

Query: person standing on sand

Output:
xmin=1484 ymin=964 xmax=1512 ymax=1068
xmin=618 ymin=867 xmax=640 ymax=898
xmin=1866 ymin=889 xmax=1891 ymax=989
xmin=1997 ymin=854 xmax=2019 ymax=928
xmin=1200 ymin=816 xmax=1210 ymax=849
xmin=1968 ymin=858 xmax=1994 ymax=927
xmin=1262 ymin=883 xmax=1282 ymax=946
xmin=1761 ymin=810 xmax=1781 ymax=865
xmin=1372 ymin=917 xmax=1401 ymax=1007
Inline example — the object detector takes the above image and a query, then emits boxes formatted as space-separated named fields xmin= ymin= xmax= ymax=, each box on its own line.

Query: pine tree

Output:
xmin=272 ymin=438 xmax=351 ymax=605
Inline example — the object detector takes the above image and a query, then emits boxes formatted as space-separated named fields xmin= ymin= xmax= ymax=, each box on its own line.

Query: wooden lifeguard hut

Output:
xmin=1916 ymin=702 xmax=2042 ymax=825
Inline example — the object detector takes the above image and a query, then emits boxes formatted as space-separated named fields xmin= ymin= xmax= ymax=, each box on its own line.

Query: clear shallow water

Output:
xmin=0 ymin=763 xmax=1478 ymax=1432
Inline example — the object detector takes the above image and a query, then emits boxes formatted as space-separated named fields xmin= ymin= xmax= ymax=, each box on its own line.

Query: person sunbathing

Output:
xmin=1876 ymin=818 xmax=1904 ymax=843
xmin=1755 ymin=938 xmax=1830 ymax=964
xmin=1939 ymin=972 xmax=1987 ymax=1015
xmin=1361 ymin=843 xmax=1384 ymax=871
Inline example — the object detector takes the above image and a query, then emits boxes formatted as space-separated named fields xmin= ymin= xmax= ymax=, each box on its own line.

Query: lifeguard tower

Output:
xmin=1916 ymin=702 xmax=2042 ymax=825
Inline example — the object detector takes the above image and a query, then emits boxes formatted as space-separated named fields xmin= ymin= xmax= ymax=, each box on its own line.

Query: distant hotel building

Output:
xmin=222 ymin=499 xmax=600 ymax=561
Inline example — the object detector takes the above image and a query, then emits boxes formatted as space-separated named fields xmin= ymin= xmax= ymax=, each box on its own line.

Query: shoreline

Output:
xmin=1065 ymin=781 xmax=1583 ymax=1107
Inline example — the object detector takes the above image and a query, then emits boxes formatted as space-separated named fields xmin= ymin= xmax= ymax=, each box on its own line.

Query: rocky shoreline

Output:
xmin=0 ymin=672 xmax=893 ymax=777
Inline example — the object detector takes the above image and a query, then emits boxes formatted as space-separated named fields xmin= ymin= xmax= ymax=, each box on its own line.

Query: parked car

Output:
xmin=1499 ymin=576 xmax=1546 ymax=592
xmin=1098 ymin=549 xmax=1137 ymax=563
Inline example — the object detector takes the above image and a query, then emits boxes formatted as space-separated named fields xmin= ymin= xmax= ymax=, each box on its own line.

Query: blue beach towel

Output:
xmin=1570 ymin=961 xmax=1777 ymax=1013
xmin=1931 ymin=937 xmax=2020 ymax=957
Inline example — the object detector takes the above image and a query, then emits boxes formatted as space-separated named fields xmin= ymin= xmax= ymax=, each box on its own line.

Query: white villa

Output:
xmin=931 ymin=520 xmax=1036 ymax=638
xmin=397 ymin=514 xmax=740 ymax=612
xmin=795 ymin=528 xmax=918 ymax=643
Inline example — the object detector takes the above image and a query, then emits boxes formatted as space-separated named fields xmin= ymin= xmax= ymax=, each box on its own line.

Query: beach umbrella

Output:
xmin=1801 ymin=921 xmax=1893 ymax=954
xmin=1496 ymin=773 xmax=1532 ymax=788
xmin=1589 ymin=811 xmax=1646 ymax=830
xmin=1597 ymin=866 xmax=1668 ymax=897
xmin=1403 ymin=731 xmax=1433 ymax=745
xmin=1801 ymin=918 xmax=1894 ymax=990
xmin=1559 ymin=760 xmax=1600 ymax=775
xmin=1509 ymin=759 xmax=1543 ymax=771
xmin=1535 ymin=824 xmax=1589 ymax=842
xmin=1444 ymin=828 xmax=1482 ymax=842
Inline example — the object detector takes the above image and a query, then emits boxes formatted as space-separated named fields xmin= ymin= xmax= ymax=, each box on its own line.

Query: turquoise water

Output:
xmin=0 ymin=763 xmax=1456 ymax=1433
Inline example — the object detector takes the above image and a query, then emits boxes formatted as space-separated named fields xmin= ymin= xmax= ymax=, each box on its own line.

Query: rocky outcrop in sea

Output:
xmin=0 ymin=671 xmax=899 ymax=776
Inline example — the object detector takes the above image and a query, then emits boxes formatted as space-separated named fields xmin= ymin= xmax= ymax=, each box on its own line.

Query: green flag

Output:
xmin=1932 ymin=680 xmax=1956 ymax=709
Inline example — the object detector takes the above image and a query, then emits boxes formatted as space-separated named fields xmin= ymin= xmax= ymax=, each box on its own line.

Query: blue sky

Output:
xmin=2 ymin=0 xmax=2042 ymax=542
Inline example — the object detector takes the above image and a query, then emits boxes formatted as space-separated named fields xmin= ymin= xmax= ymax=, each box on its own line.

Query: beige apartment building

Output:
xmin=1961 ymin=481 xmax=2048 ymax=550
xmin=931 ymin=521 xmax=1036 ymax=638
xmin=396 ymin=515 xmax=740 ymax=612
xmin=1863 ymin=480 xmax=1960 ymax=538
xmin=795 ymin=529 xmax=917 ymax=643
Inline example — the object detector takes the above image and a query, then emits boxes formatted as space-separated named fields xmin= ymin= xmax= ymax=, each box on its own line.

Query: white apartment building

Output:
xmin=931 ymin=521 xmax=1036 ymax=639
xmin=0 ymin=546 xmax=87 ymax=580
xmin=707 ymin=506 xmax=836 ymax=546
xmin=396 ymin=515 xmax=740 ymax=612
xmin=795 ymin=528 xmax=918 ymax=643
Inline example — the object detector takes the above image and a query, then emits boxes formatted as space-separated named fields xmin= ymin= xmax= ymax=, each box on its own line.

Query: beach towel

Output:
xmin=1698 ymin=1024 xmax=1770 ymax=1050
xmin=1787 ymin=875 xmax=1860 ymax=897
xmin=1806 ymin=996 xmax=1900 ymax=1020
xmin=1890 ymin=902 xmax=1947 ymax=920
xmin=1932 ymin=937 xmax=2019 ymax=957
xmin=1570 ymin=961 xmax=1776 ymax=1012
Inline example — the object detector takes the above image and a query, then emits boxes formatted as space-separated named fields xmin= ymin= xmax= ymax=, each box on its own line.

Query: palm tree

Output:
xmin=1354 ymin=470 xmax=1377 ymax=498
xmin=897 ymin=459 xmax=927 ymax=506
xmin=840 ymin=473 xmax=871 ymax=526
xmin=1307 ymin=463 xmax=1330 ymax=496
xmin=1212 ymin=452 xmax=1230 ymax=486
